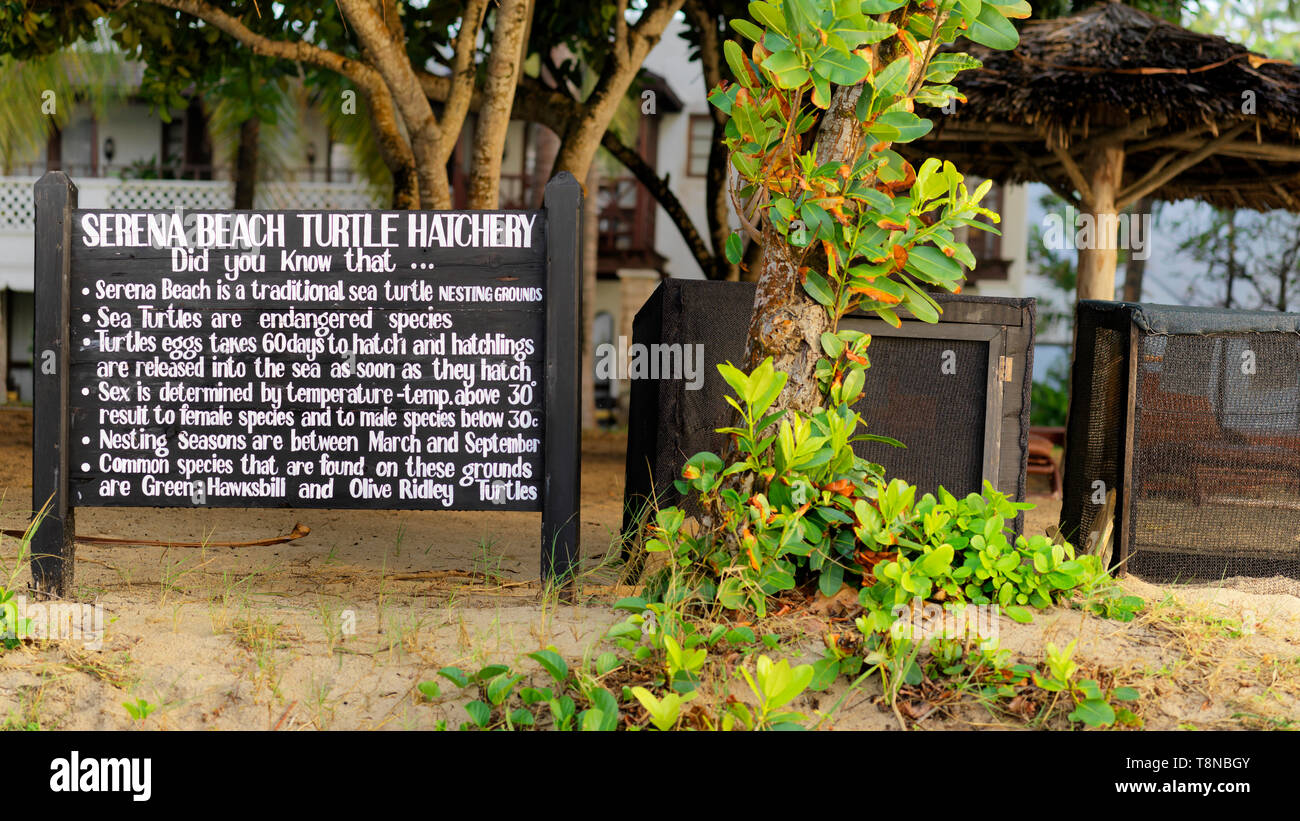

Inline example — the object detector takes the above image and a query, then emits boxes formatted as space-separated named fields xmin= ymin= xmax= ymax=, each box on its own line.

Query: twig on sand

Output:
xmin=1 ymin=522 xmax=312 ymax=548
xmin=272 ymin=701 xmax=297 ymax=731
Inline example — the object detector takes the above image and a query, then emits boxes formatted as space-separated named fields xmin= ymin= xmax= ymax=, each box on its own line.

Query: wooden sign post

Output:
xmin=31 ymin=171 xmax=582 ymax=598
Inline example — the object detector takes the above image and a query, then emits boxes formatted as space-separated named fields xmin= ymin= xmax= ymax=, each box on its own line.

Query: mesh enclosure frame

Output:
xmin=1060 ymin=301 xmax=1136 ymax=563
xmin=622 ymin=280 xmax=1035 ymax=538
xmin=1062 ymin=300 xmax=1300 ymax=585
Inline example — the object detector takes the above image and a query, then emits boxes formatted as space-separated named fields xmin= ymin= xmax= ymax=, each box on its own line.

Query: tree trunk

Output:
xmin=468 ymin=0 xmax=532 ymax=209
xmin=741 ymin=222 xmax=832 ymax=415
xmin=507 ymin=73 xmax=727 ymax=279
xmin=1224 ymin=210 xmax=1238 ymax=308
xmin=707 ymin=118 xmax=736 ymax=280
xmin=553 ymin=87 xmax=627 ymax=183
xmin=740 ymin=85 xmax=865 ymax=416
xmin=233 ymin=117 xmax=259 ymax=209
xmin=339 ymin=0 xmax=451 ymax=208
xmin=437 ymin=0 xmax=490 ymax=172
xmin=359 ymin=78 xmax=420 ymax=209
xmin=1076 ymin=145 xmax=1125 ymax=301
xmin=1121 ymin=251 xmax=1145 ymax=302
xmin=1273 ymin=229 xmax=1300 ymax=313
xmin=550 ymin=0 xmax=686 ymax=181
xmin=1120 ymin=196 xmax=1152 ymax=302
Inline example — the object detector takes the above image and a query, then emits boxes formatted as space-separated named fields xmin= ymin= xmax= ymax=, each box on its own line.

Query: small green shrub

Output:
xmin=855 ymin=479 xmax=1107 ymax=635
xmin=420 ymin=634 xmax=815 ymax=732
xmin=644 ymin=365 xmax=1112 ymax=637
xmin=122 ymin=698 xmax=156 ymax=722
xmin=0 ymin=586 xmax=32 ymax=651
xmin=1035 ymin=641 xmax=1142 ymax=728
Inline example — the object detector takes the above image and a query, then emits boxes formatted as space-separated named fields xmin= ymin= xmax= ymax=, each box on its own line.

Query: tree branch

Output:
xmin=551 ymin=0 xmax=686 ymax=179
xmin=613 ymin=0 xmax=631 ymax=64
xmin=468 ymin=0 xmax=532 ymax=208
xmin=1009 ymin=142 xmax=1079 ymax=207
xmin=149 ymin=0 xmax=367 ymax=83
xmin=1051 ymin=144 xmax=1092 ymax=204
xmin=438 ymin=0 xmax=490 ymax=165
xmin=684 ymin=0 xmax=724 ymax=124
xmin=601 ymin=130 xmax=718 ymax=278
xmin=631 ymin=0 xmax=684 ymax=51
xmin=1117 ymin=122 xmax=1250 ymax=209
xmin=337 ymin=0 xmax=448 ymax=207
xmin=728 ymin=169 xmax=764 ymax=243
xmin=684 ymin=0 xmax=734 ymax=278
xmin=145 ymin=0 xmax=419 ymax=207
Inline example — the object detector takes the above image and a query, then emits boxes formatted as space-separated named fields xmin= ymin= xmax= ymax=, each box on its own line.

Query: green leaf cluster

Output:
xmin=711 ymin=0 xmax=1021 ymax=329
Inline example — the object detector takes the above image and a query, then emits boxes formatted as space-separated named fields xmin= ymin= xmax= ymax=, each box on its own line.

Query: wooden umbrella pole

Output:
xmin=1077 ymin=143 xmax=1126 ymax=301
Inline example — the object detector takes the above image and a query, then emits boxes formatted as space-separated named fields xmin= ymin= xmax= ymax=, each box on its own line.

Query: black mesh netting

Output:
xmin=852 ymin=335 xmax=987 ymax=493
xmin=623 ymin=280 xmax=1034 ymax=537
xmin=1064 ymin=301 xmax=1300 ymax=595
xmin=1061 ymin=321 xmax=1128 ymax=550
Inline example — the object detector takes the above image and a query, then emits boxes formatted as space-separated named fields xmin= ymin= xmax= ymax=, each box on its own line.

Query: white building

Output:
xmin=0 ymin=72 xmax=376 ymax=401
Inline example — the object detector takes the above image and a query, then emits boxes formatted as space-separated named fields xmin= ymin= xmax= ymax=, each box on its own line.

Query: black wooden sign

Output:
xmin=31 ymin=172 xmax=582 ymax=597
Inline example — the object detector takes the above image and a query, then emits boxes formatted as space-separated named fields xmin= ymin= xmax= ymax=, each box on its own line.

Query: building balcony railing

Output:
xmin=4 ymin=162 xmax=359 ymax=184
xmin=597 ymin=175 xmax=660 ymax=273
xmin=0 ymin=175 xmax=385 ymax=231
xmin=463 ymin=172 xmax=664 ymax=273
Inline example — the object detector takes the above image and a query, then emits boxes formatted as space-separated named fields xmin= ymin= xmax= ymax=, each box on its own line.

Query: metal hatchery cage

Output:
xmin=623 ymin=280 xmax=1035 ymax=537
xmin=1062 ymin=301 xmax=1300 ymax=589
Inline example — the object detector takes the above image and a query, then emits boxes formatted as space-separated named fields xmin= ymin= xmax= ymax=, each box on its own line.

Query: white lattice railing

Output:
xmin=255 ymin=181 xmax=384 ymax=211
xmin=0 ymin=177 xmax=386 ymax=229
xmin=107 ymin=179 xmax=234 ymax=212
xmin=0 ymin=178 xmax=38 ymax=230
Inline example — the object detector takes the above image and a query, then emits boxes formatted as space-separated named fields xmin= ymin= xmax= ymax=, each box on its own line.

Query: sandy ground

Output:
xmin=1 ymin=406 xmax=1297 ymax=731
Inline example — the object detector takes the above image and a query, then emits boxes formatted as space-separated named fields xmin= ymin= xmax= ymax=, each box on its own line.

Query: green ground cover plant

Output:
xmin=612 ymin=0 xmax=1148 ymax=728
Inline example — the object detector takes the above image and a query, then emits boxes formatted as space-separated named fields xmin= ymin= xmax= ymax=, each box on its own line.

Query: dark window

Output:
xmin=161 ymin=119 xmax=184 ymax=175
xmin=687 ymin=115 xmax=712 ymax=178
xmin=961 ymin=180 xmax=1007 ymax=281
xmin=158 ymin=99 xmax=213 ymax=179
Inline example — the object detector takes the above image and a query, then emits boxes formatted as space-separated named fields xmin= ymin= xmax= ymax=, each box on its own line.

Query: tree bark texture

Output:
xmin=740 ymin=85 xmax=865 ymax=417
xmin=742 ymin=222 xmax=834 ymax=415
xmin=1076 ymin=144 xmax=1125 ymax=301
xmin=437 ymin=0 xmax=490 ymax=168
xmin=1120 ymin=197 xmax=1152 ymax=302
xmin=469 ymin=0 xmax=532 ymax=209
xmin=339 ymin=0 xmax=449 ymax=208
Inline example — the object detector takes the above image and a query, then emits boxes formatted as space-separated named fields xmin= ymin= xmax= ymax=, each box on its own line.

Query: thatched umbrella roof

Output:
xmin=922 ymin=2 xmax=1300 ymax=209
xmin=910 ymin=2 xmax=1300 ymax=298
